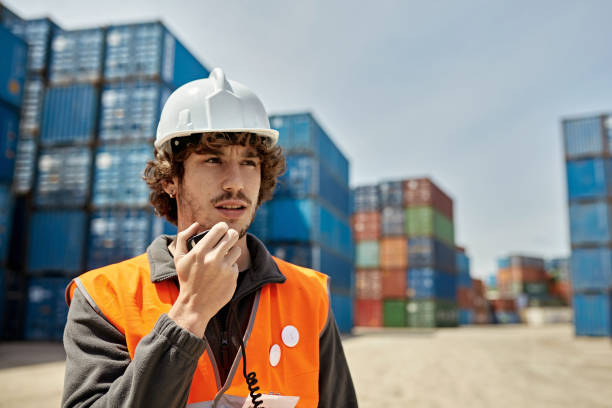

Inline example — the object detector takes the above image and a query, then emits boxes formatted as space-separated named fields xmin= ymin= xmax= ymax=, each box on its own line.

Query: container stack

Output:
xmin=1 ymin=6 xmax=208 ymax=340
xmin=496 ymin=255 xmax=549 ymax=309
xmin=471 ymin=279 xmax=490 ymax=324
xmin=456 ymin=246 xmax=473 ymax=325
xmin=405 ymin=179 xmax=457 ymax=328
xmin=562 ymin=114 xmax=612 ymax=336
xmin=546 ymin=257 xmax=571 ymax=305
xmin=352 ymin=178 xmax=458 ymax=328
xmin=353 ymin=185 xmax=382 ymax=327
xmin=0 ymin=17 xmax=27 ymax=338
xmin=489 ymin=298 xmax=519 ymax=324
xmin=250 ymin=112 xmax=354 ymax=332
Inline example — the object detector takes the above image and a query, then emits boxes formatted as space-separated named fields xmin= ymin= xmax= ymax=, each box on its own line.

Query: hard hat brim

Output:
xmin=155 ymin=128 xmax=279 ymax=152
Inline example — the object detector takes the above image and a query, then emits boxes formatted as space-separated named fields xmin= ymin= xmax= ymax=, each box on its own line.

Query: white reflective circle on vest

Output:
xmin=281 ymin=325 xmax=299 ymax=348
xmin=269 ymin=344 xmax=281 ymax=367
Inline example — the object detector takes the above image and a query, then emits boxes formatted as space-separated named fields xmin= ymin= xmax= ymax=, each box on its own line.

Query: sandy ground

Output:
xmin=0 ymin=324 xmax=611 ymax=407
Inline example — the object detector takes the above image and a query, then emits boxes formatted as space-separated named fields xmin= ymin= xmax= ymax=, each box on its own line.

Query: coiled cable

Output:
xmin=229 ymin=303 xmax=264 ymax=407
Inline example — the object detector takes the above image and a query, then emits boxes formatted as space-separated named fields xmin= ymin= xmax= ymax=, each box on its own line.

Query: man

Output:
xmin=62 ymin=68 xmax=357 ymax=408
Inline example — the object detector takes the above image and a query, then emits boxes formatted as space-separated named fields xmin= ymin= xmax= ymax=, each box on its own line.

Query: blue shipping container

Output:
xmin=563 ymin=116 xmax=603 ymax=159
xmin=0 ymin=101 xmax=19 ymax=183
xmin=276 ymin=154 xmax=350 ymax=216
xmin=41 ymin=83 xmax=98 ymax=146
xmin=378 ymin=180 xmax=403 ymax=208
xmin=407 ymin=268 xmax=457 ymax=300
xmin=566 ymin=158 xmax=612 ymax=200
xmin=456 ymin=251 xmax=472 ymax=287
xmin=0 ymin=25 xmax=26 ymax=108
xmin=330 ymin=292 xmax=353 ymax=333
xmin=104 ymin=22 xmax=209 ymax=89
xmin=269 ymin=113 xmax=349 ymax=185
xmin=269 ymin=197 xmax=353 ymax=257
xmin=570 ymin=248 xmax=612 ymax=291
xmin=88 ymin=209 xmax=176 ymax=270
xmin=49 ymin=27 xmax=105 ymax=84
xmin=569 ymin=201 xmax=612 ymax=245
xmin=381 ymin=206 xmax=404 ymax=236
xmin=0 ymin=184 xmax=14 ymax=264
xmin=13 ymin=139 xmax=36 ymax=194
xmin=408 ymin=237 xmax=456 ymax=274
xmin=27 ymin=210 xmax=87 ymax=274
xmin=35 ymin=146 xmax=92 ymax=207
xmin=2 ymin=17 xmax=59 ymax=73
xmin=248 ymin=201 xmax=270 ymax=242
xmin=458 ymin=309 xmax=473 ymax=325
xmin=352 ymin=185 xmax=379 ymax=212
xmin=93 ymin=143 xmax=152 ymax=207
xmin=573 ymin=291 xmax=612 ymax=337
xmin=99 ymin=81 xmax=172 ymax=142
xmin=25 ymin=276 xmax=71 ymax=341
xmin=19 ymin=75 xmax=45 ymax=136
xmin=268 ymin=242 xmax=353 ymax=291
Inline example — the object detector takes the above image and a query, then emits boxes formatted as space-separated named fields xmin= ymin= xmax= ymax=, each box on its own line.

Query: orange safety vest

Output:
xmin=66 ymin=253 xmax=330 ymax=407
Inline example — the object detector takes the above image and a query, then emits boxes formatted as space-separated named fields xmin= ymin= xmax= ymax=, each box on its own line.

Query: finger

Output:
xmin=213 ymin=228 xmax=240 ymax=255
xmin=194 ymin=222 xmax=229 ymax=251
xmin=225 ymin=245 xmax=242 ymax=268
xmin=175 ymin=222 xmax=201 ymax=257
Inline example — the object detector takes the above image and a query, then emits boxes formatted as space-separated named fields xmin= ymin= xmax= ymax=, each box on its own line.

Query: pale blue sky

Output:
xmin=8 ymin=0 xmax=612 ymax=278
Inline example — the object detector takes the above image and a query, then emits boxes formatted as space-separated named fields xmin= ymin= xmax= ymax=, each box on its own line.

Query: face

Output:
xmin=170 ymin=143 xmax=262 ymax=238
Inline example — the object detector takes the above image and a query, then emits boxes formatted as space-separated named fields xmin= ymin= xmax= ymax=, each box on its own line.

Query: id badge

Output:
xmin=241 ymin=394 xmax=299 ymax=408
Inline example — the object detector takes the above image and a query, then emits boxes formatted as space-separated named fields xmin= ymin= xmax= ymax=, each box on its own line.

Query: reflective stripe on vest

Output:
xmin=67 ymin=254 xmax=329 ymax=407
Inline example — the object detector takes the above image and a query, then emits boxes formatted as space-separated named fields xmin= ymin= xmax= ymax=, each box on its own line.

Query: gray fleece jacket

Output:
xmin=62 ymin=234 xmax=357 ymax=408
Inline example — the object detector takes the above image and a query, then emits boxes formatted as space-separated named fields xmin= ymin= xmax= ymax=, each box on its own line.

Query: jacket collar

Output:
xmin=146 ymin=233 xmax=286 ymax=296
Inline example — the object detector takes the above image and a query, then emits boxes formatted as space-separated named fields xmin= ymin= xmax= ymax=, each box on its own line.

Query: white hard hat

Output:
xmin=155 ymin=68 xmax=278 ymax=155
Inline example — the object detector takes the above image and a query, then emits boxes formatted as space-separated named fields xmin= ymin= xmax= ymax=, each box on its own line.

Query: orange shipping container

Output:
xmin=355 ymin=299 xmax=383 ymax=327
xmin=351 ymin=211 xmax=381 ymax=241
xmin=355 ymin=269 xmax=382 ymax=300
xmin=381 ymin=269 xmax=407 ymax=299
xmin=403 ymin=178 xmax=453 ymax=221
xmin=379 ymin=237 xmax=408 ymax=269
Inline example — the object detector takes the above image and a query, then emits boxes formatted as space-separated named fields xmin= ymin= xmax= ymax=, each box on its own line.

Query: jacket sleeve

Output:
xmin=317 ymin=307 xmax=358 ymax=408
xmin=62 ymin=287 xmax=205 ymax=408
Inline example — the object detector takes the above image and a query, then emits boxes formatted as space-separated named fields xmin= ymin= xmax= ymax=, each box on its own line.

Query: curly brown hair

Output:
xmin=143 ymin=132 xmax=286 ymax=225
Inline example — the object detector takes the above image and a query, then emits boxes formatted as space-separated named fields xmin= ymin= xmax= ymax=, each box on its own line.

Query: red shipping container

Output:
xmin=457 ymin=287 xmax=474 ymax=309
xmin=355 ymin=299 xmax=383 ymax=327
xmin=550 ymin=281 xmax=572 ymax=305
xmin=381 ymin=269 xmax=407 ymax=298
xmin=490 ymin=298 xmax=516 ymax=311
xmin=379 ymin=237 xmax=407 ymax=269
xmin=351 ymin=211 xmax=381 ymax=241
xmin=355 ymin=269 xmax=382 ymax=300
xmin=403 ymin=178 xmax=453 ymax=221
xmin=472 ymin=279 xmax=485 ymax=296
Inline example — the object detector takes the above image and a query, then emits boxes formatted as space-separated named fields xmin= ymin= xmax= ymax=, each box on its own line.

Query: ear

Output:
xmin=161 ymin=178 xmax=178 ymax=198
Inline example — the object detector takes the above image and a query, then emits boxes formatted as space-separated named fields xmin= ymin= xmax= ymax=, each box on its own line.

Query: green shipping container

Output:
xmin=383 ymin=299 xmax=406 ymax=327
xmin=355 ymin=240 xmax=379 ymax=268
xmin=404 ymin=206 xmax=455 ymax=247
xmin=406 ymin=299 xmax=458 ymax=328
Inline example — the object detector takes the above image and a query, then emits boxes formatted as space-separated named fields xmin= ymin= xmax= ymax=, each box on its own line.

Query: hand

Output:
xmin=167 ymin=221 xmax=241 ymax=337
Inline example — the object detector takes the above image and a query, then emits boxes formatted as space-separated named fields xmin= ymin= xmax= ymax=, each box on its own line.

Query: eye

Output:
xmin=242 ymin=159 xmax=259 ymax=167
xmin=204 ymin=157 xmax=221 ymax=164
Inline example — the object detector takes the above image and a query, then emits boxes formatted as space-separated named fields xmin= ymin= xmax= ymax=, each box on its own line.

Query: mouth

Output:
xmin=214 ymin=201 xmax=248 ymax=219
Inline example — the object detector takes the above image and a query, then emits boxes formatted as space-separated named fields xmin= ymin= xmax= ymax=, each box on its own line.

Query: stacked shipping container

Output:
xmin=471 ymin=279 xmax=490 ymax=324
xmin=456 ymin=247 xmax=473 ymax=325
xmin=1 ymin=5 xmax=207 ymax=339
xmin=249 ymin=113 xmax=354 ymax=332
xmin=563 ymin=114 xmax=612 ymax=336
xmin=546 ymin=257 xmax=572 ymax=305
xmin=353 ymin=178 xmax=458 ymax=328
xmin=0 ymin=17 xmax=26 ymax=338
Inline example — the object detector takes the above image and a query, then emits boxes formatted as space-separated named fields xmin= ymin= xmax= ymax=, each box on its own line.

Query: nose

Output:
xmin=221 ymin=161 xmax=245 ymax=193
